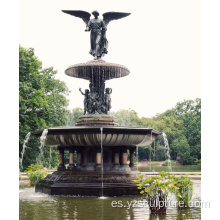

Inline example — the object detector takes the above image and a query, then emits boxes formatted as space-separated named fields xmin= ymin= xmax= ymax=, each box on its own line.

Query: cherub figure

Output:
xmin=104 ymin=88 xmax=112 ymax=113
xmin=88 ymin=92 xmax=99 ymax=114
xmin=79 ymin=88 xmax=90 ymax=114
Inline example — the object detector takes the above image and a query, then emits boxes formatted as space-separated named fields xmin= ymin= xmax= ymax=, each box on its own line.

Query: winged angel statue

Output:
xmin=62 ymin=10 xmax=130 ymax=59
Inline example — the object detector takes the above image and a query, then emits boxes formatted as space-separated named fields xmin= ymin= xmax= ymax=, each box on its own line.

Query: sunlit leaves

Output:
xmin=177 ymin=193 xmax=182 ymax=198
xmin=133 ymin=172 xmax=194 ymax=209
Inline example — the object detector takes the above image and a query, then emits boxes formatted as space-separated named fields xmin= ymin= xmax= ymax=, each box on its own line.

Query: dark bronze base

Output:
xmin=35 ymin=182 xmax=140 ymax=196
xmin=35 ymin=170 xmax=140 ymax=196
xmin=75 ymin=114 xmax=119 ymax=126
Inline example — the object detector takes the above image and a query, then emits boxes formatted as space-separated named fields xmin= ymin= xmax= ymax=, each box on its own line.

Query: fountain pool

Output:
xmin=20 ymin=180 xmax=201 ymax=220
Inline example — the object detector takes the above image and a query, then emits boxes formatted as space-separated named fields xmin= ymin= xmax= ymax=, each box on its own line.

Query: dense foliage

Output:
xmin=111 ymin=98 xmax=201 ymax=165
xmin=133 ymin=172 xmax=175 ymax=213
xmin=25 ymin=164 xmax=49 ymax=185
xmin=66 ymin=107 xmax=83 ymax=126
xmin=133 ymin=172 xmax=194 ymax=212
xmin=19 ymin=45 xmax=70 ymax=170
xmin=170 ymin=175 xmax=194 ymax=207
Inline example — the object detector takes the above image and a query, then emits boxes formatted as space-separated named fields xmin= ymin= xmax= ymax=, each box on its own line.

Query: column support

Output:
xmin=121 ymin=148 xmax=129 ymax=167
xmin=68 ymin=148 xmax=75 ymax=169
xmin=76 ymin=149 xmax=83 ymax=170
xmin=129 ymin=147 xmax=135 ymax=167
xmin=96 ymin=148 xmax=102 ymax=171
xmin=112 ymin=149 xmax=120 ymax=170
xmin=57 ymin=147 xmax=65 ymax=171
xmin=118 ymin=148 xmax=130 ymax=171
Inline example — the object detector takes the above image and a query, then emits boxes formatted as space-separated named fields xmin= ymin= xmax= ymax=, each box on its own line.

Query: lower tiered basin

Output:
xmin=33 ymin=115 xmax=161 ymax=196
xmin=33 ymin=126 xmax=160 ymax=147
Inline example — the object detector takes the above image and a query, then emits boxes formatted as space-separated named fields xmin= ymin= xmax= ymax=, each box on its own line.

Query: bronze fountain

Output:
xmin=33 ymin=10 xmax=161 ymax=196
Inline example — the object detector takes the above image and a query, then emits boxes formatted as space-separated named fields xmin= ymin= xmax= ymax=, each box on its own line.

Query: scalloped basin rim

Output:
xmin=32 ymin=126 xmax=161 ymax=147
xmin=32 ymin=126 xmax=161 ymax=136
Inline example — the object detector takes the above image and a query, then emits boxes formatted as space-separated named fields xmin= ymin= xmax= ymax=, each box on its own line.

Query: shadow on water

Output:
xmin=19 ymin=181 xmax=201 ymax=220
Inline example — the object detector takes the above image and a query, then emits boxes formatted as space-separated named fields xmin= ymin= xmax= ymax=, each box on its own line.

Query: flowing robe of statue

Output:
xmin=87 ymin=18 xmax=107 ymax=57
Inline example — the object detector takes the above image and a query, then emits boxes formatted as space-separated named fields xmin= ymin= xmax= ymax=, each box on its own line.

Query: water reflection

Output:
xmin=20 ymin=181 xmax=201 ymax=220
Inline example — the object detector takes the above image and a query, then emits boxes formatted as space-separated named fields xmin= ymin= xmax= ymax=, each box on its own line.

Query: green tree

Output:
xmin=171 ymin=99 xmax=201 ymax=163
xmin=171 ymin=133 xmax=191 ymax=164
xmin=137 ymin=146 xmax=150 ymax=161
xmin=111 ymin=109 xmax=141 ymax=126
xmin=41 ymin=147 xmax=59 ymax=169
xmin=181 ymin=112 xmax=201 ymax=163
xmin=110 ymin=98 xmax=201 ymax=165
xmin=175 ymin=98 xmax=201 ymax=116
xmin=19 ymin=45 xmax=69 ymax=170
xmin=154 ymin=144 xmax=166 ymax=161
xmin=66 ymin=107 xmax=83 ymax=126
xmin=143 ymin=99 xmax=201 ymax=164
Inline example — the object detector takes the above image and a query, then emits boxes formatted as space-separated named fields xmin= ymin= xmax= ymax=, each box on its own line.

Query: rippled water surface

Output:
xmin=19 ymin=180 xmax=201 ymax=220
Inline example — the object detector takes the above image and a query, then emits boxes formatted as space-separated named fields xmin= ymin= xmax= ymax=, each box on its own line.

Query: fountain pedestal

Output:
xmin=35 ymin=170 xmax=141 ymax=196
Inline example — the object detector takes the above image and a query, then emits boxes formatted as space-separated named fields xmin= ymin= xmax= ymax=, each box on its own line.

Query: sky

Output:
xmin=19 ymin=0 xmax=201 ymax=118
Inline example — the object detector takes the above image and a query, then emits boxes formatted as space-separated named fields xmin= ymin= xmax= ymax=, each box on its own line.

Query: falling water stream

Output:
xmin=39 ymin=129 xmax=48 ymax=155
xmin=20 ymin=132 xmax=31 ymax=170
xmin=162 ymin=132 xmax=172 ymax=172
xmin=149 ymin=131 xmax=152 ymax=171
xmin=100 ymin=127 xmax=104 ymax=198
xmin=36 ymin=129 xmax=48 ymax=165
xmin=136 ymin=146 xmax=139 ymax=171
xmin=49 ymin=147 xmax=52 ymax=168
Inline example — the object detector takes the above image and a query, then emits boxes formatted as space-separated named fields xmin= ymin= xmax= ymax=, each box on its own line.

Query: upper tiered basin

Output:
xmin=65 ymin=59 xmax=130 ymax=81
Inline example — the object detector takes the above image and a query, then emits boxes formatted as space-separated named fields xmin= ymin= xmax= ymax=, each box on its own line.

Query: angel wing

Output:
xmin=102 ymin=12 xmax=131 ymax=26
xmin=62 ymin=10 xmax=91 ymax=25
